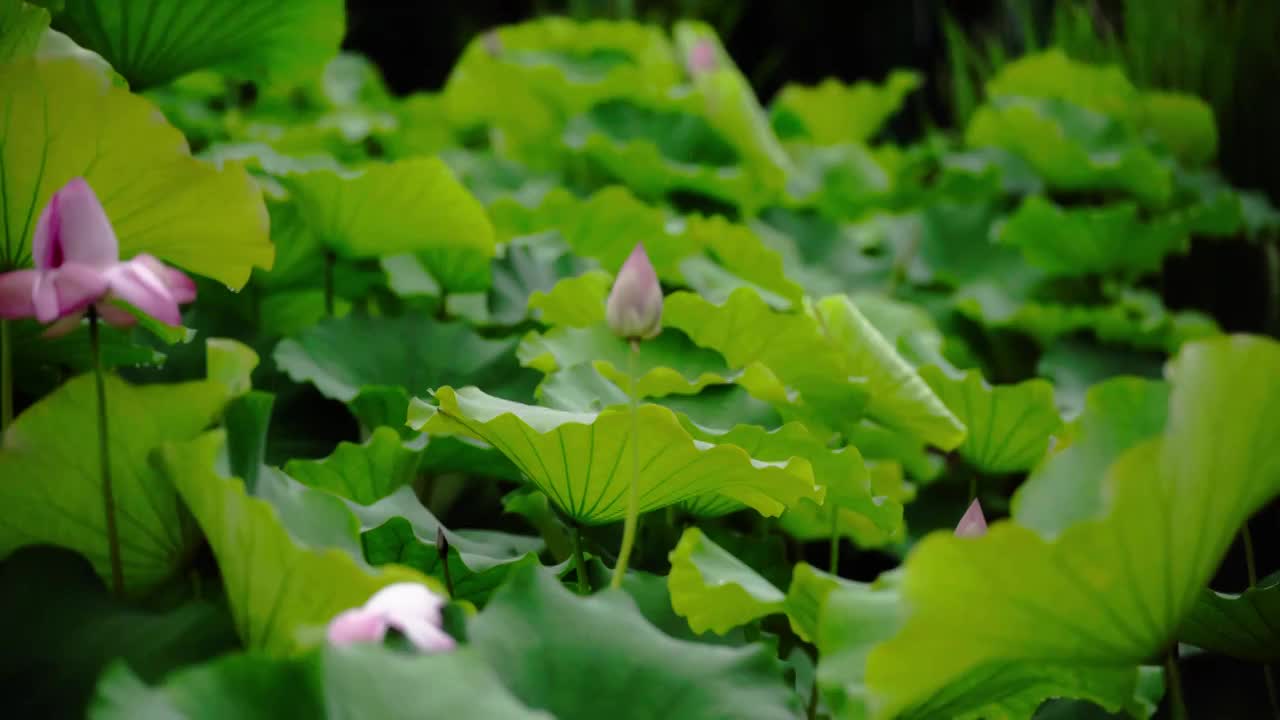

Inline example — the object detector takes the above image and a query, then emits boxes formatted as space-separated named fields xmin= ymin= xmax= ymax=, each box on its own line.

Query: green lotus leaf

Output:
xmin=1013 ymin=378 xmax=1168 ymax=538
xmin=0 ymin=0 xmax=47 ymax=62
xmin=273 ymin=313 xmax=539 ymax=404
xmin=284 ymin=427 xmax=421 ymax=505
xmin=771 ymin=70 xmax=922 ymax=145
xmin=956 ymin=285 xmax=1219 ymax=353
xmin=1035 ymin=339 xmax=1164 ymax=418
xmin=487 ymin=234 xmax=597 ymax=326
xmin=47 ymin=0 xmax=343 ymax=90
xmin=408 ymin=386 xmax=822 ymax=525
xmin=278 ymin=157 xmax=494 ymax=292
xmin=518 ymin=324 xmax=735 ymax=398
xmin=0 ymin=546 xmax=238 ymax=719
xmin=91 ymin=645 xmax=548 ymax=720
xmin=489 ymin=187 xmax=800 ymax=305
xmin=356 ymin=486 xmax=545 ymax=604
xmin=820 ymin=335 xmax=1280 ymax=718
xmin=965 ymin=96 xmax=1172 ymax=207
xmin=527 ymin=270 xmax=611 ymax=327
xmin=0 ymin=57 xmax=272 ymax=286
xmin=1137 ymin=91 xmax=1217 ymax=166
xmin=1000 ymin=196 xmax=1189 ymax=277
xmin=10 ymin=318 xmax=164 ymax=398
xmin=0 ymin=340 xmax=254 ymax=592
xmin=161 ymin=431 xmax=439 ymax=654
xmin=663 ymin=288 xmax=869 ymax=437
xmin=785 ymin=562 xmax=857 ymax=643
xmin=918 ymin=365 xmax=1061 ymax=474
xmin=667 ymin=527 xmax=786 ymax=636
xmin=813 ymin=295 xmax=966 ymax=451
xmin=469 ymin=562 xmax=798 ymax=719
xmin=1179 ymin=570 xmax=1280 ymax=662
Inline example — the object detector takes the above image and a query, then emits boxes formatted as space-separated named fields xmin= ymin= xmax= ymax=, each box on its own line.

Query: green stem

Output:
xmin=570 ymin=525 xmax=590 ymax=594
xmin=829 ymin=512 xmax=841 ymax=575
xmin=1165 ymin=648 xmax=1187 ymax=720
xmin=90 ymin=309 xmax=124 ymax=597
xmin=323 ymin=251 xmax=336 ymax=317
xmin=611 ymin=340 xmax=641 ymax=590
xmin=968 ymin=472 xmax=978 ymax=504
xmin=1243 ymin=521 xmax=1259 ymax=587
xmin=1 ymin=318 xmax=12 ymax=432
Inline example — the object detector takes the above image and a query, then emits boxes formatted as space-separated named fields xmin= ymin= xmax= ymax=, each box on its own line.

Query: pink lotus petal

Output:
xmin=33 ymin=178 xmax=118 ymax=270
xmin=606 ymin=244 xmax=663 ymax=340
xmin=390 ymin=617 xmax=457 ymax=653
xmin=30 ymin=263 xmax=110 ymax=323
xmin=133 ymin=254 xmax=196 ymax=304
xmin=105 ymin=256 xmax=182 ymax=326
xmin=0 ymin=269 xmax=38 ymax=319
xmin=327 ymin=608 xmax=390 ymax=646
xmin=95 ymin=302 xmax=137 ymax=328
xmin=364 ymin=582 xmax=448 ymax=626
xmin=954 ymin=499 xmax=988 ymax=538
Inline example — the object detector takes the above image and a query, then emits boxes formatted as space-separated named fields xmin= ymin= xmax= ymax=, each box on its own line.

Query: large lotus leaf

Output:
xmin=813 ymin=295 xmax=966 ymax=451
xmin=469 ymin=562 xmax=797 ymax=719
xmin=518 ymin=324 xmax=736 ymax=398
xmin=1013 ymin=378 xmax=1168 ymax=538
xmin=1136 ymin=92 xmax=1217 ymax=167
xmin=955 ymin=285 xmax=1219 ymax=353
xmin=779 ymin=462 xmax=909 ymax=549
xmin=965 ymin=96 xmax=1172 ymax=207
xmin=821 ymin=335 xmax=1280 ymax=718
xmin=999 ymin=197 xmax=1188 ymax=277
xmin=283 ymin=427 xmax=420 ymax=505
xmin=0 ymin=58 xmax=272 ymax=285
xmin=527 ymin=270 xmax=611 ymax=327
xmin=274 ymin=313 xmax=538 ymax=404
xmin=0 ymin=340 xmax=253 ymax=592
xmin=1179 ymin=570 xmax=1280 ymax=662
xmin=355 ymin=486 xmax=545 ymax=604
xmin=1036 ymin=339 xmax=1164 ymax=418
xmin=408 ymin=386 xmax=821 ymax=525
xmin=278 ymin=158 xmax=494 ymax=292
xmin=0 ymin=0 xmax=46 ymax=62
xmin=771 ymin=70 xmax=921 ymax=145
xmin=0 ymin=547 xmax=238 ymax=719
xmin=489 ymin=187 xmax=800 ymax=305
xmin=918 ymin=365 xmax=1061 ymax=474
xmin=47 ymin=0 xmax=342 ymax=90
xmin=663 ymin=288 xmax=868 ymax=436
xmin=91 ymin=645 xmax=549 ymax=720
xmin=161 ymin=431 xmax=438 ymax=654
xmin=487 ymin=234 xmax=598 ymax=326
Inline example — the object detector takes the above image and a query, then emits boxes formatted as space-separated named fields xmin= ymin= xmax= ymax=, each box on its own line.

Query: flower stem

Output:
xmin=323 ymin=251 xmax=336 ymax=317
xmin=610 ymin=340 xmax=641 ymax=590
xmin=1165 ymin=648 xmax=1187 ymax=720
xmin=90 ymin=309 xmax=124 ymax=597
xmin=570 ymin=524 xmax=590 ymax=594
xmin=829 ymin=512 xmax=841 ymax=575
xmin=1 ymin=318 xmax=12 ymax=432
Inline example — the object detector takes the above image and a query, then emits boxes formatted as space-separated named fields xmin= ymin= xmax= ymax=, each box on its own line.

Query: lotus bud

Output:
xmin=954 ymin=499 xmax=988 ymax=537
xmin=327 ymin=582 xmax=455 ymax=653
xmin=688 ymin=39 xmax=716 ymax=76
xmin=606 ymin=244 xmax=662 ymax=341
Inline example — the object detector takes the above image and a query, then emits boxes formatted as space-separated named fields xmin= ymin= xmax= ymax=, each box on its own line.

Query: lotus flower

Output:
xmin=327 ymin=583 xmax=455 ymax=653
xmin=606 ymin=244 xmax=663 ymax=341
xmin=0 ymin=178 xmax=195 ymax=336
xmin=954 ymin=499 xmax=988 ymax=537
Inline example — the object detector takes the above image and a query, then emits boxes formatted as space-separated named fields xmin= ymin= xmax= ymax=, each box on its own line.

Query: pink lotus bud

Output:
xmin=954 ymin=499 xmax=987 ymax=537
xmin=326 ymin=582 xmax=455 ymax=653
xmin=688 ymin=39 xmax=716 ymax=76
xmin=606 ymin=244 xmax=663 ymax=341
xmin=0 ymin=178 xmax=196 ymax=334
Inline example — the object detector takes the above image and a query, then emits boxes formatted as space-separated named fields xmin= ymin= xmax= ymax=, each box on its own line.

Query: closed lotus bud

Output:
xmin=606 ymin=244 xmax=663 ymax=341
xmin=954 ymin=499 xmax=988 ymax=538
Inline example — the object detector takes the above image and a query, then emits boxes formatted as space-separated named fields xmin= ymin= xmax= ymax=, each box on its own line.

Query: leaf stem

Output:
xmin=90 ymin=308 xmax=124 ymax=597
xmin=570 ymin=524 xmax=590 ymax=594
xmin=611 ymin=339 xmax=641 ymax=590
xmin=323 ymin=250 xmax=336 ymax=317
xmin=1243 ymin=521 xmax=1259 ymax=587
xmin=1 ymin=318 xmax=11 ymax=432
xmin=829 ymin=512 xmax=841 ymax=575
xmin=1165 ymin=648 xmax=1188 ymax=720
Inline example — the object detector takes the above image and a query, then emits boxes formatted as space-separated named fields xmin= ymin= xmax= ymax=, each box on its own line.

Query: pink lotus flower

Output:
xmin=954 ymin=499 xmax=988 ymax=537
xmin=0 ymin=178 xmax=195 ymax=336
xmin=606 ymin=244 xmax=662 ymax=341
xmin=327 ymin=583 xmax=455 ymax=653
